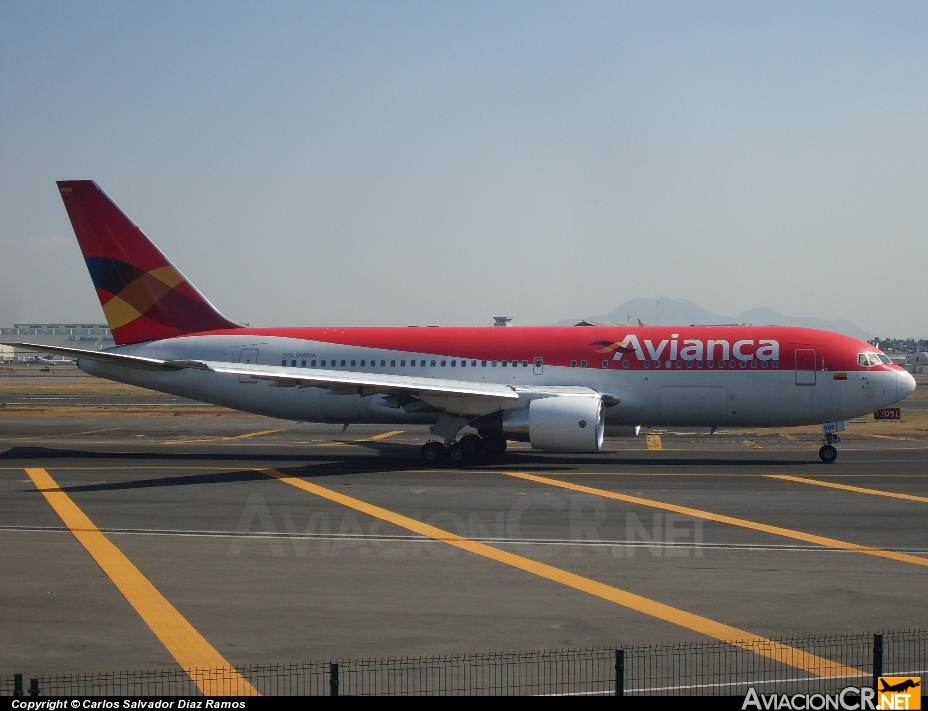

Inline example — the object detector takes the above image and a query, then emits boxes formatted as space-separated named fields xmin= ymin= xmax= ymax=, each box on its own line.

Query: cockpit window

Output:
xmin=878 ymin=354 xmax=892 ymax=364
xmin=858 ymin=352 xmax=883 ymax=367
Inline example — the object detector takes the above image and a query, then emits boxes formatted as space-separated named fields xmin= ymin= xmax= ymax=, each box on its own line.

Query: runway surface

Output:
xmin=2 ymin=403 xmax=927 ymax=677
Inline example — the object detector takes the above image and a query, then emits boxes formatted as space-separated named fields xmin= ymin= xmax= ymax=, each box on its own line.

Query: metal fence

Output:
xmin=3 ymin=629 xmax=924 ymax=696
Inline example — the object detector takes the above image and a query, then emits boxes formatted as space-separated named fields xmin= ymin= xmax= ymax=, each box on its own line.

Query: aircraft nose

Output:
xmin=896 ymin=369 xmax=917 ymax=402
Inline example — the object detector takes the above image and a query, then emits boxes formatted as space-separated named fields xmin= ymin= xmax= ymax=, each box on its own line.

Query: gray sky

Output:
xmin=2 ymin=1 xmax=926 ymax=337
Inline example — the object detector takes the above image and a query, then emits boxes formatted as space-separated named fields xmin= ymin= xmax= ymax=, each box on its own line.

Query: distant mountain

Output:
xmin=557 ymin=297 xmax=871 ymax=340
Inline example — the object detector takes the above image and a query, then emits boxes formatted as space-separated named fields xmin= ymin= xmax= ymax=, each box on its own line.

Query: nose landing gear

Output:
xmin=818 ymin=421 xmax=844 ymax=463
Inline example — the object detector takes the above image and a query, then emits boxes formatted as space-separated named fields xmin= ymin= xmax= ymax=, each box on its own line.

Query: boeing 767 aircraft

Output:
xmin=5 ymin=181 xmax=916 ymax=465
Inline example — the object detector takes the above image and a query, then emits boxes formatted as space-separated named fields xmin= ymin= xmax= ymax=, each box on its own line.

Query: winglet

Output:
xmin=57 ymin=181 xmax=240 ymax=345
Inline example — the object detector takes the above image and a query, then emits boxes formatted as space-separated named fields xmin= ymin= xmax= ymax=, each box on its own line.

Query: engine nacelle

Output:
xmin=501 ymin=395 xmax=605 ymax=452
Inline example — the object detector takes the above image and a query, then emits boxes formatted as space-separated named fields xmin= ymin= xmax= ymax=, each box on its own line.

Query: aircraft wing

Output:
xmin=3 ymin=342 xmax=520 ymax=415
xmin=201 ymin=361 xmax=520 ymax=415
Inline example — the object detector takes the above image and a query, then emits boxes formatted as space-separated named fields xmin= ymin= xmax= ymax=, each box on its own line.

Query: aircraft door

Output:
xmin=239 ymin=348 xmax=258 ymax=384
xmin=795 ymin=349 xmax=816 ymax=386
xmin=533 ymin=357 xmax=544 ymax=375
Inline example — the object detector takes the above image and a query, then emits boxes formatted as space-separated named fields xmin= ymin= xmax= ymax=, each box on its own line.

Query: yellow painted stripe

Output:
xmin=780 ymin=434 xmax=800 ymax=443
xmin=25 ymin=468 xmax=258 ymax=696
xmin=225 ymin=428 xmax=284 ymax=441
xmin=768 ymin=475 xmax=928 ymax=503
xmin=743 ymin=440 xmax=762 ymax=449
xmin=869 ymin=434 xmax=912 ymax=441
xmin=646 ymin=434 xmax=663 ymax=450
xmin=501 ymin=471 xmax=928 ymax=568
xmin=162 ymin=429 xmax=284 ymax=445
xmin=360 ymin=430 xmax=404 ymax=442
xmin=49 ymin=428 xmax=122 ymax=438
xmin=260 ymin=468 xmax=858 ymax=679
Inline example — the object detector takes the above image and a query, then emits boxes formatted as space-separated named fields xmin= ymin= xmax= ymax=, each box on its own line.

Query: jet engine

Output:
xmin=499 ymin=394 xmax=605 ymax=452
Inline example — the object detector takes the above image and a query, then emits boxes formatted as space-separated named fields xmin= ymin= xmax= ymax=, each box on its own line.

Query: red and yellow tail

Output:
xmin=57 ymin=181 xmax=240 ymax=345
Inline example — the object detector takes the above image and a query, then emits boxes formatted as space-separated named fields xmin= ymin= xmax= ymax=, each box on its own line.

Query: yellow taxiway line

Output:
xmin=646 ymin=434 xmax=663 ymax=450
xmin=767 ymin=475 xmax=928 ymax=503
xmin=162 ymin=428 xmax=285 ymax=445
xmin=261 ymin=467 xmax=859 ymax=679
xmin=25 ymin=467 xmax=258 ymax=696
xmin=334 ymin=430 xmax=405 ymax=444
xmin=500 ymin=471 xmax=928 ymax=568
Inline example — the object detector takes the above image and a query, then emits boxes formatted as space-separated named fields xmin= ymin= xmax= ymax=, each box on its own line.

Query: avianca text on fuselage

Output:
xmin=593 ymin=334 xmax=780 ymax=363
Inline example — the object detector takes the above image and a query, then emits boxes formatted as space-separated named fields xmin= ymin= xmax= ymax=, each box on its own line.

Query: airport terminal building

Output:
xmin=0 ymin=323 xmax=113 ymax=362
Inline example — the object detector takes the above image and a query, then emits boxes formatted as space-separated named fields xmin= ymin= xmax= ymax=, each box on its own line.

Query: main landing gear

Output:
xmin=818 ymin=421 xmax=844 ymax=463
xmin=419 ymin=433 xmax=507 ymax=466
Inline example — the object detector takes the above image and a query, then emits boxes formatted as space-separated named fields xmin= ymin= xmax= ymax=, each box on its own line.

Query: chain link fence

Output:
xmin=4 ymin=629 xmax=924 ymax=696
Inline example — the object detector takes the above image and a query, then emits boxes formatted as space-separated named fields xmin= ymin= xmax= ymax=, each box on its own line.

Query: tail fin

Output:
xmin=57 ymin=181 xmax=240 ymax=345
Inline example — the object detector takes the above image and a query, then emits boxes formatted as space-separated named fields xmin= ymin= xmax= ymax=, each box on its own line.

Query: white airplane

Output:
xmin=5 ymin=181 xmax=916 ymax=464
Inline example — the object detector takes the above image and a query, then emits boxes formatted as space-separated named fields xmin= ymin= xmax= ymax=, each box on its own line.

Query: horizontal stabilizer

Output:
xmin=1 ymin=343 xmax=208 ymax=372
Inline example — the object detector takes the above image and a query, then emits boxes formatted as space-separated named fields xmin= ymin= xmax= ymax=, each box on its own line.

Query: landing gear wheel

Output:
xmin=459 ymin=433 xmax=482 ymax=456
xmin=446 ymin=442 xmax=470 ymax=466
xmin=420 ymin=441 xmax=445 ymax=465
xmin=482 ymin=434 xmax=507 ymax=456
xmin=819 ymin=444 xmax=838 ymax=463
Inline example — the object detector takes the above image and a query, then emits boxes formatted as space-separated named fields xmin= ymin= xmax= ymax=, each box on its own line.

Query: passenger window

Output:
xmin=441 ymin=360 xmax=446 ymax=367
xmin=301 ymin=360 xmax=306 ymax=367
xmin=451 ymin=360 xmax=456 ymax=367
xmin=570 ymin=360 xmax=577 ymax=367
xmin=431 ymin=360 xmax=436 ymax=367
xmin=340 ymin=360 xmax=346 ymax=367
xmin=502 ymin=361 xmax=507 ymax=367
xmin=311 ymin=360 xmax=316 ymax=367
xmin=281 ymin=360 xmax=286 ymax=366
xmin=602 ymin=360 xmax=609 ymax=368
xmin=461 ymin=360 xmax=466 ymax=367
xmin=291 ymin=360 xmax=296 ymax=367
xmin=391 ymin=360 xmax=396 ymax=367
xmin=400 ymin=360 xmax=406 ymax=367
xmin=623 ymin=360 xmax=630 ymax=369
xmin=492 ymin=361 xmax=497 ymax=367
xmin=471 ymin=360 xmax=477 ymax=367
xmin=482 ymin=361 xmax=487 ymax=367
xmin=360 ymin=360 xmax=365 ymax=367
xmin=351 ymin=360 xmax=356 ymax=367
xmin=581 ymin=360 xmax=588 ymax=368
xmin=381 ymin=360 xmax=386 ymax=367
